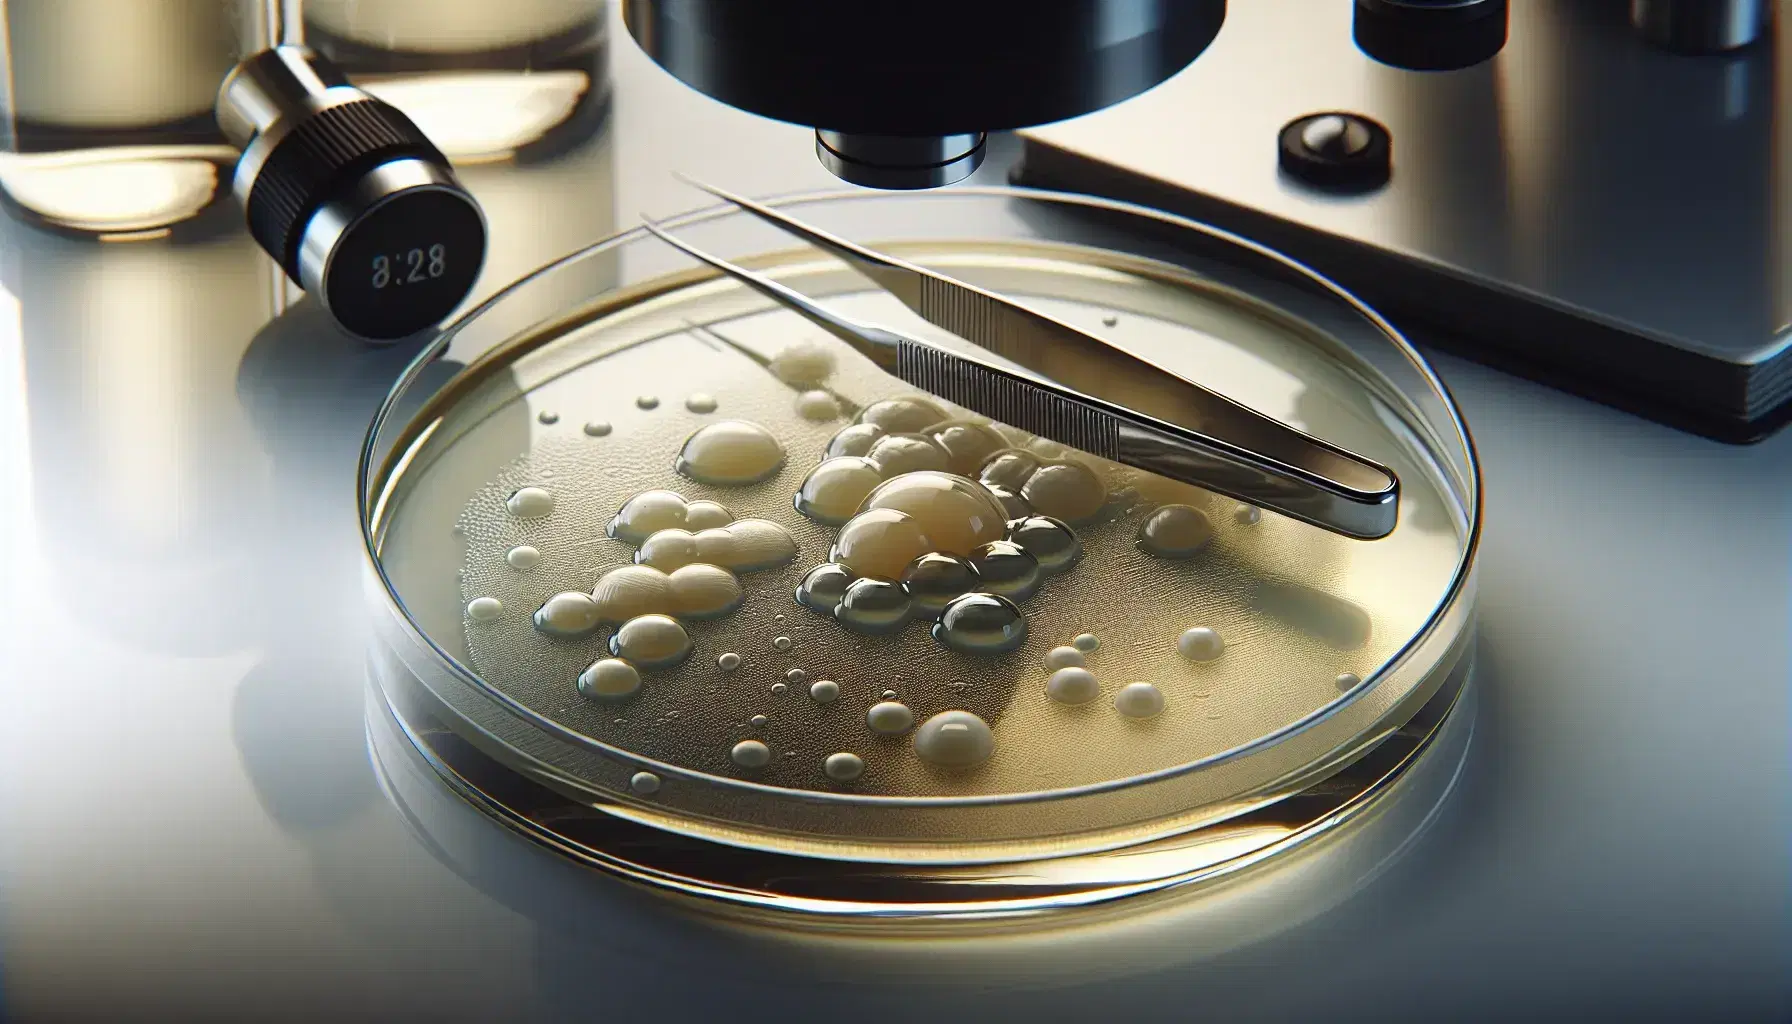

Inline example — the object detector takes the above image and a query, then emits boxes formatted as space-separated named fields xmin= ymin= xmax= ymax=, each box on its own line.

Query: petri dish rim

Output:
xmin=358 ymin=185 xmax=1483 ymax=813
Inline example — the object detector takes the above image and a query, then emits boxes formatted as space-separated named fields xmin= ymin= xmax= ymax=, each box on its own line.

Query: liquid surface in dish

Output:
xmin=380 ymin=245 xmax=1467 ymax=803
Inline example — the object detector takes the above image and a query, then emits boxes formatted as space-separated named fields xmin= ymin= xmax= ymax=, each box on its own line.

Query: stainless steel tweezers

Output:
xmin=640 ymin=180 xmax=1399 ymax=539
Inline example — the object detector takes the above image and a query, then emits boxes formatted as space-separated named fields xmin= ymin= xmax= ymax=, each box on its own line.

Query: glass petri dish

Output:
xmin=360 ymin=187 xmax=1480 ymax=916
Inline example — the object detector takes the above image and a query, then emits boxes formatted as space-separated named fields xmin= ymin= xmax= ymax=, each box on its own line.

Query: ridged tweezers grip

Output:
xmin=915 ymin=274 xmax=1052 ymax=369
xmin=897 ymin=339 xmax=1119 ymax=461
xmin=246 ymin=99 xmax=442 ymax=278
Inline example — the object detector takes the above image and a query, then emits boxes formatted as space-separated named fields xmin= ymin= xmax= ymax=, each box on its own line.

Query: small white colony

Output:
xmin=912 ymin=710 xmax=994 ymax=767
xmin=769 ymin=340 xmax=837 ymax=387
xmin=505 ymin=486 xmax=555 ymax=518
xmin=576 ymin=658 xmax=642 ymax=702
xmin=795 ymin=390 xmax=842 ymax=422
xmin=1177 ymin=627 xmax=1225 ymax=662
xmin=534 ymin=592 xmax=603 ymax=637
xmin=1114 ymin=682 xmax=1165 ymax=719
xmin=675 ymin=419 xmax=785 ymax=485
xmin=730 ymin=739 xmax=771 ymax=767
xmin=1045 ymin=667 xmax=1100 ymax=705
xmin=866 ymin=700 xmax=914 ymax=735
xmin=823 ymin=752 xmax=864 ymax=781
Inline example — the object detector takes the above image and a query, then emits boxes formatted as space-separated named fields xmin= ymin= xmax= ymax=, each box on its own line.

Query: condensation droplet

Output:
xmin=1102 ymin=313 xmax=1119 ymax=327
xmin=1336 ymin=672 xmax=1362 ymax=690
xmin=785 ymin=668 xmax=806 ymax=683
xmin=809 ymin=679 xmax=840 ymax=703
xmin=537 ymin=410 xmax=560 ymax=425
xmin=717 ymin=652 xmax=741 ymax=671
xmin=630 ymin=771 xmax=661 ymax=795
xmin=1234 ymin=503 xmax=1262 ymax=526
xmin=636 ymin=395 xmax=660 ymax=410
xmin=465 ymin=597 xmax=503 ymax=622
xmin=1044 ymin=645 xmax=1085 ymax=670
xmin=505 ymin=545 xmax=542 ymax=569
xmin=932 ymin=592 xmax=1027 ymax=654
xmin=583 ymin=420 xmax=612 ymax=437
xmin=1007 ymin=516 xmax=1082 ymax=574
xmin=900 ymin=552 xmax=979 ymax=615
xmin=796 ymin=563 xmax=855 ymax=615
xmin=1073 ymin=632 xmax=1099 ymax=653
xmin=967 ymin=539 xmax=1041 ymax=601
xmin=835 ymin=578 xmax=911 ymax=635
xmin=750 ymin=714 xmax=768 ymax=728
xmin=773 ymin=635 xmax=792 ymax=651
xmin=770 ymin=682 xmax=787 ymax=695
xmin=684 ymin=392 xmax=718 ymax=414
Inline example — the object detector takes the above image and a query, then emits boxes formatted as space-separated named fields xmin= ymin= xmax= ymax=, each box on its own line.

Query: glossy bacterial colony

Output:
xmin=442 ymin=289 xmax=1463 ymax=801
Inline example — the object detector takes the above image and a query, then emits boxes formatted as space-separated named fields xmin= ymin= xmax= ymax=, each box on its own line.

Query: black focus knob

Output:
xmin=1353 ymin=0 xmax=1508 ymax=72
xmin=1279 ymin=113 xmax=1392 ymax=193
xmin=217 ymin=47 xmax=487 ymax=342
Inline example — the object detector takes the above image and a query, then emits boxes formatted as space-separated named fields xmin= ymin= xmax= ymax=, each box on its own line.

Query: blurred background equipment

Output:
xmin=0 ymin=0 xmax=258 ymax=238
xmin=619 ymin=0 xmax=1227 ymax=190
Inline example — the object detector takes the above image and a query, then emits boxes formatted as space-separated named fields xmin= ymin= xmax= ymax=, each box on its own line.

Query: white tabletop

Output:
xmin=1 ymin=7 xmax=1787 ymax=1020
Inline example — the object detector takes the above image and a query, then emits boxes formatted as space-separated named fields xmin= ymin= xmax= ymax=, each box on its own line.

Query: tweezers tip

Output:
xmin=673 ymin=171 xmax=727 ymax=196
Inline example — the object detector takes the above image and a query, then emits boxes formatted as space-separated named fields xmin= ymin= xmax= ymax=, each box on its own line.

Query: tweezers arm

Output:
xmin=1112 ymin=420 xmax=1398 ymax=541
xmin=897 ymin=338 xmax=1399 ymax=539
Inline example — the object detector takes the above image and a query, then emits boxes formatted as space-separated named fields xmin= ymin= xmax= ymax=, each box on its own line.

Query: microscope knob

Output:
xmin=217 ymin=46 xmax=487 ymax=342
xmin=1279 ymin=113 xmax=1392 ymax=193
